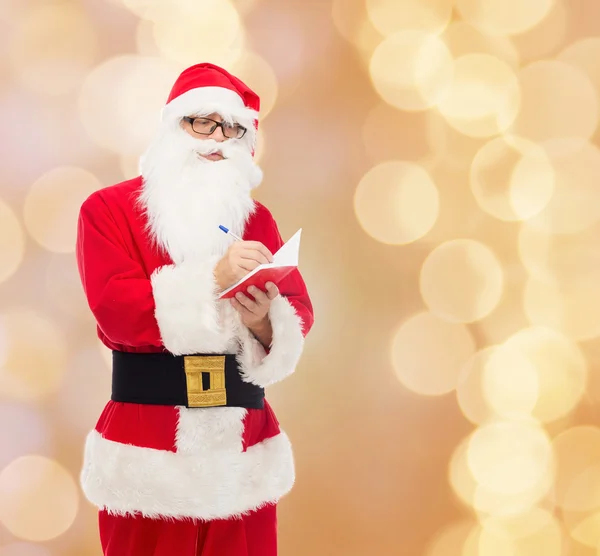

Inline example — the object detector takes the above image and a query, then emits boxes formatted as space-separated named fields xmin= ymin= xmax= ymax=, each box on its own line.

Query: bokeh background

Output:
xmin=1 ymin=0 xmax=600 ymax=554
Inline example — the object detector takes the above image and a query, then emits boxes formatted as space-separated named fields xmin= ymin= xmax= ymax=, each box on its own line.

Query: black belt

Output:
xmin=111 ymin=351 xmax=264 ymax=409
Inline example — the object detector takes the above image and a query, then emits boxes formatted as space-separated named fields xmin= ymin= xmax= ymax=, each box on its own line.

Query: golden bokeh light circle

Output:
xmin=558 ymin=38 xmax=600 ymax=97
xmin=449 ymin=431 xmax=554 ymax=517
xmin=0 ymin=198 xmax=25 ymax=285
xmin=563 ymin=510 xmax=600 ymax=549
xmin=9 ymin=4 xmax=98 ymax=95
xmin=425 ymin=519 xmax=476 ymax=556
xmin=524 ymin=275 xmax=600 ymax=342
xmin=502 ymin=327 xmax=587 ymax=423
xmin=230 ymin=52 xmax=279 ymax=120
xmin=369 ymin=31 xmax=454 ymax=112
xmin=456 ymin=347 xmax=497 ymax=425
xmin=420 ymin=239 xmax=504 ymax=323
xmin=23 ymin=166 xmax=102 ymax=254
xmin=442 ymin=21 xmax=520 ymax=70
xmin=470 ymin=136 xmax=555 ymax=222
xmin=526 ymin=142 xmax=600 ymax=235
xmin=553 ymin=426 xmax=600 ymax=512
xmin=467 ymin=420 xmax=553 ymax=497
xmin=456 ymin=0 xmax=555 ymax=36
xmin=79 ymin=55 xmax=181 ymax=155
xmin=517 ymin=223 xmax=551 ymax=278
xmin=477 ymin=509 xmax=563 ymax=556
xmin=438 ymin=54 xmax=520 ymax=138
xmin=0 ymin=310 xmax=68 ymax=401
xmin=391 ymin=312 xmax=476 ymax=396
xmin=510 ymin=61 xmax=599 ymax=151
xmin=152 ymin=0 xmax=244 ymax=67
xmin=365 ymin=0 xmax=454 ymax=36
xmin=354 ymin=161 xmax=440 ymax=245
xmin=0 ymin=455 xmax=79 ymax=541
xmin=481 ymin=345 xmax=539 ymax=420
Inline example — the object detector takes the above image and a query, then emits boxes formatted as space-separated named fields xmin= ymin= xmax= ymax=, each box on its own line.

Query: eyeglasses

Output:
xmin=183 ymin=116 xmax=247 ymax=140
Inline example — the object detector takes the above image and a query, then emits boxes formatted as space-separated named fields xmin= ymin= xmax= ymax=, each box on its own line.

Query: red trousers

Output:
xmin=99 ymin=504 xmax=277 ymax=556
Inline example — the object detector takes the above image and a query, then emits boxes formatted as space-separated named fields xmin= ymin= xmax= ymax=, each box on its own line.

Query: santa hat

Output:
xmin=162 ymin=63 xmax=260 ymax=149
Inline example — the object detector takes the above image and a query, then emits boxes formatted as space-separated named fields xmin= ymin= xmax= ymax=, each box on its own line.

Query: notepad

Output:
xmin=218 ymin=229 xmax=302 ymax=299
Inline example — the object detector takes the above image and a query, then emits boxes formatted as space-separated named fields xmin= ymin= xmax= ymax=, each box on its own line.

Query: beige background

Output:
xmin=1 ymin=0 xmax=600 ymax=554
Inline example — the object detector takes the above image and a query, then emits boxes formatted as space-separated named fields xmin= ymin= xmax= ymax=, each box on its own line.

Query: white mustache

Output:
xmin=191 ymin=138 xmax=245 ymax=160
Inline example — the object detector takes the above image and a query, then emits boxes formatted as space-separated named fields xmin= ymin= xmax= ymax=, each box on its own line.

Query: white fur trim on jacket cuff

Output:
xmin=80 ymin=430 xmax=295 ymax=521
xmin=151 ymin=258 xmax=226 ymax=355
xmin=237 ymin=295 xmax=305 ymax=388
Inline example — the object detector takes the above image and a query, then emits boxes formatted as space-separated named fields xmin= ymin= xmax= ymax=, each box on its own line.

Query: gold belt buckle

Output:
xmin=184 ymin=355 xmax=227 ymax=407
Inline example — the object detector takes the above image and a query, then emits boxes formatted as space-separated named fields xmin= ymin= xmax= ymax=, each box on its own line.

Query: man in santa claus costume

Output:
xmin=76 ymin=62 xmax=314 ymax=555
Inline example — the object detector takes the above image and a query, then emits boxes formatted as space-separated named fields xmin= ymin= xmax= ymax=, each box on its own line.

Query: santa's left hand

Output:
xmin=231 ymin=282 xmax=279 ymax=336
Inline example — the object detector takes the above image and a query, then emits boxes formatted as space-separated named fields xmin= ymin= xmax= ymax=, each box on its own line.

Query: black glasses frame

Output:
xmin=183 ymin=116 xmax=247 ymax=139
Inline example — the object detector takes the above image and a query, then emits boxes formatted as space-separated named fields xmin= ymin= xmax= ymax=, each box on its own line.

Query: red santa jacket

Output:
xmin=76 ymin=176 xmax=314 ymax=521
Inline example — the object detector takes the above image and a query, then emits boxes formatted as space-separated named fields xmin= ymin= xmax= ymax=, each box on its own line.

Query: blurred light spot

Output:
xmin=0 ymin=456 xmax=78 ymax=541
xmin=0 ymin=403 xmax=52 ymax=469
xmin=391 ymin=312 xmax=476 ymax=396
xmin=55 ymin=348 xmax=111 ymax=435
xmin=449 ymin=434 xmax=478 ymax=508
xmin=331 ymin=0 xmax=371 ymax=45
xmin=449 ymin=431 xmax=553 ymax=516
xmin=45 ymin=253 xmax=89 ymax=319
xmin=79 ymin=55 xmax=180 ymax=155
xmin=481 ymin=344 xmax=539 ymax=419
xmin=510 ymin=61 xmax=598 ymax=152
xmin=121 ymin=0 xmax=178 ymax=20
xmin=254 ymin=130 xmax=266 ymax=164
xmin=23 ymin=167 xmax=101 ymax=254
xmin=424 ymin=109 xmax=487 ymax=172
xmin=0 ymin=198 xmax=25 ymax=285
xmin=558 ymin=38 xmax=600 ymax=98
xmin=524 ymin=275 xmax=600 ymax=342
xmin=467 ymin=420 xmax=553 ymax=497
xmin=362 ymin=103 xmax=433 ymax=166
xmin=456 ymin=0 xmax=555 ymax=35
xmin=231 ymin=52 xmax=278 ymax=119
xmin=369 ymin=31 xmax=453 ymax=112
xmin=0 ymin=310 xmax=68 ymax=402
xmin=152 ymin=0 xmax=244 ymax=67
xmin=512 ymin=0 xmax=567 ymax=63
xmin=443 ymin=21 xmax=520 ymax=69
xmin=563 ymin=510 xmax=600 ymax=549
xmin=425 ymin=519 xmax=476 ymax=556
xmin=135 ymin=18 xmax=161 ymax=57
xmin=502 ymin=327 xmax=587 ymax=423
xmin=526 ymin=143 xmax=600 ymax=234
xmin=0 ymin=543 xmax=53 ymax=556
xmin=470 ymin=135 xmax=554 ymax=222
xmin=438 ymin=54 xmax=520 ymax=138
xmin=354 ymin=161 xmax=439 ymax=244
xmin=365 ymin=0 xmax=454 ymax=35
xmin=420 ymin=239 xmax=504 ymax=323
xmin=517 ymin=223 xmax=551 ymax=277
xmin=478 ymin=509 xmax=563 ymax=556
xmin=553 ymin=427 xmax=600 ymax=512
xmin=520 ymin=222 xmax=600 ymax=340
xmin=9 ymin=4 xmax=98 ymax=95
xmin=457 ymin=347 xmax=497 ymax=425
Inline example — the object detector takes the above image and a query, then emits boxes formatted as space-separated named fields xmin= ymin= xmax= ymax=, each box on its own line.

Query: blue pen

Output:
xmin=219 ymin=225 xmax=243 ymax=242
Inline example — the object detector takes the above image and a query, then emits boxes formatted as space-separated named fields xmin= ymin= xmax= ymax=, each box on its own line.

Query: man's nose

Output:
xmin=210 ymin=125 xmax=226 ymax=142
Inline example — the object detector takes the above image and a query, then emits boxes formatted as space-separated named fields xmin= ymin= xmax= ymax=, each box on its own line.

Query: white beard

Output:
xmin=137 ymin=123 xmax=263 ymax=264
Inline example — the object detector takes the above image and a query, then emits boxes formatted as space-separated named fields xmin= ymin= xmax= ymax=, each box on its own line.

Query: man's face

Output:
xmin=181 ymin=112 xmax=246 ymax=162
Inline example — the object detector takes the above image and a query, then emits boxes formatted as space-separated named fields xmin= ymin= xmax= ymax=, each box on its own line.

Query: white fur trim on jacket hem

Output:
xmin=80 ymin=429 xmax=295 ymax=521
xmin=151 ymin=258 xmax=232 ymax=355
xmin=237 ymin=295 xmax=305 ymax=388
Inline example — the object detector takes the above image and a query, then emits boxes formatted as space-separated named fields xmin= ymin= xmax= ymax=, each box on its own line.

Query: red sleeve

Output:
xmin=76 ymin=194 xmax=163 ymax=348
